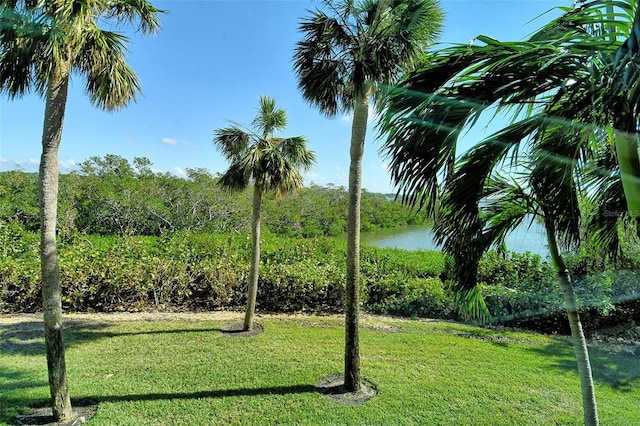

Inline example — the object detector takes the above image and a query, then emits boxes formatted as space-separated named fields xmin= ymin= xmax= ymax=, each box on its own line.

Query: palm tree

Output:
xmin=430 ymin=119 xmax=599 ymax=423
xmin=0 ymin=1 xmax=162 ymax=421
xmin=293 ymin=0 xmax=442 ymax=392
xmin=213 ymin=95 xmax=316 ymax=332
xmin=378 ymin=2 xmax=640 ymax=424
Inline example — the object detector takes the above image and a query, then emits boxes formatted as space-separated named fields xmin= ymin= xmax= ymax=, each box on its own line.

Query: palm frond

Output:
xmin=253 ymin=95 xmax=287 ymax=137
xmin=0 ymin=4 xmax=48 ymax=96
xmin=217 ymin=162 xmax=251 ymax=193
xmin=214 ymin=97 xmax=316 ymax=197
xmin=586 ymin=174 xmax=627 ymax=257
xmin=213 ymin=126 xmax=250 ymax=163
xmin=276 ymin=136 xmax=316 ymax=172
xmin=79 ymin=28 xmax=141 ymax=110
xmin=102 ymin=0 xmax=164 ymax=35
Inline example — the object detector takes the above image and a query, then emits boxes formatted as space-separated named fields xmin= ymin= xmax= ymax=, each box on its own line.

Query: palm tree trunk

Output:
xmin=544 ymin=219 xmax=599 ymax=426
xmin=344 ymin=92 xmax=369 ymax=392
xmin=40 ymin=64 xmax=73 ymax=422
xmin=244 ymin=184 xmax=263 ymax=331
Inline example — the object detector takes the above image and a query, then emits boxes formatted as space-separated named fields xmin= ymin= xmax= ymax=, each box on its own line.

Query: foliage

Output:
xmin=1 ymin=222 xmax=638 ymax=333
xmin=0 ymin=161 xmax=425 ymax=237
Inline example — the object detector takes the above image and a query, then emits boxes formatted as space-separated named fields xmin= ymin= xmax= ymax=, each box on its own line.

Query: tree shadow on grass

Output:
xmin=9 ymin=385 xmax=320 ymax=425
xmin=85 ymin=384 xmax=319 ymax=403
xmin=0 ymin=367 xmax=48 ymax=423
xmin=526 ymin=337 xmax=640 ymax=392
xmin=0 ymin=320 xmax=224 ymax=356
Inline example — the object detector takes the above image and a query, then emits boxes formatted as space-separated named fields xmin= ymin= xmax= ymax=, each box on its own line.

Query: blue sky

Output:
xmin=0 ymin=0 xmax=570 ymax=193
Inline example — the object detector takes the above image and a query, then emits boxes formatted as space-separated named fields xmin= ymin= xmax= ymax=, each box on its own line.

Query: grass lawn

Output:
xmin=1 ymin=312 xmax=639 ymax=425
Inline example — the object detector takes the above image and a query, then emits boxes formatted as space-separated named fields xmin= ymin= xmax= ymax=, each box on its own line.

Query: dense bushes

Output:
xmin=0 ymin=226 xmax=453 ymax=317
xmin=476 ymin=250 xmax=640 ymax=333
xmin=2 ymin=220 xmax=639 ymax=334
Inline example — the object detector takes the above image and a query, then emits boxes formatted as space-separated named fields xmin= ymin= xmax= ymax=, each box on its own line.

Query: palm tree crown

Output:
xmin=214 ymin=95 xmax=316 ymax=194
xmin=293 ymin=0 xmax=443 ymax=115
xmin=0 ymin=0 xmax=163 ymax=109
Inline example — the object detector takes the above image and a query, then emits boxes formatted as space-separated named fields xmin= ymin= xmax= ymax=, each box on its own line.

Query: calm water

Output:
xmin=361 ymin=221 xmax=548 ymax=257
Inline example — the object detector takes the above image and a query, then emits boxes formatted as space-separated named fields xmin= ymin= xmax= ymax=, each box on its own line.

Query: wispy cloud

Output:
xmin=162 ymin=137 xmax=190 ymax=146
xmin=18 ymin=158 xmax=39 ymax=167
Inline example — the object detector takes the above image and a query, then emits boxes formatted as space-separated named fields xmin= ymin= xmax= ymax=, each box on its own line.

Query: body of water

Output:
xmin=361 ymin=221 xmax=548 ymax=257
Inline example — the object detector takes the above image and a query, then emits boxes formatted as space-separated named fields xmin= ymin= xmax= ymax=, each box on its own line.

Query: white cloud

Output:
xmin=173 ymin=166 xmax=187 ymax=177
xmin=60 ymin=159 xmax=76 ymax=170
xmin=162 ymin=137 xmax=180 ymax=145
xmin=162 ymin=137 xmax=191 ymax=146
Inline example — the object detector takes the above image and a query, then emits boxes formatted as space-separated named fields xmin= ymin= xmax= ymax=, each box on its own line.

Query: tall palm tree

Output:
xmin=293 ymin=0 xmax=442 ymax=392
xmin=0 ymin=1 xmax=162 ymax=421
xmin=213 ymin=95 xmax=316 ymax=332
xmin=378 ymin=1 xmax=640 ymax=424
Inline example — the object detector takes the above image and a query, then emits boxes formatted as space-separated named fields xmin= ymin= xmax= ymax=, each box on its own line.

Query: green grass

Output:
xmin=1 ymin=314 xmax=639 ymax=425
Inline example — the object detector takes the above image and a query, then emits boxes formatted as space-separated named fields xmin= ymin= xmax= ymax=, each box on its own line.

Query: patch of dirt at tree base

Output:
xmin=316 ymin=374 xmax=377 ymax=405
xmin=221 ymin=321 xmax=264 ymax=337
xmin=11 ymin=399 xmax=98 ymax=426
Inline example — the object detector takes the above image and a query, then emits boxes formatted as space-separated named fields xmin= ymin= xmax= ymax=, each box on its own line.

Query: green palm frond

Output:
xmin=277 ymin=136 xmax=317 ymax=172
xmin=81 ymin=29 xmax=141 ymax=110
xmin=218 ymin=162 xmax=251 ymax=193
xmin=253 ymin=95 xmax=287 ymax=137
xmin=213 ymin=96 xmax=316 ymax=196
xmin=0 ymin=0 xmax=163 ymax=108
xmin=101 ymin=0 xmax=164 ymax=35
xmin=293 ymin=0 xmax=442 ymax=115
xmin=587 ymin=174 xmax=628 ymax=257
xmin=213 ymin=126 xmax=251 ymax=163
xmin=0 ymin=4 xmax=49 ymax=96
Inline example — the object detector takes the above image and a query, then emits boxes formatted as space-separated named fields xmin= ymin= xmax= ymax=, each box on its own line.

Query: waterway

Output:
xmin=361 ymin=221 xmax=548 ymax=257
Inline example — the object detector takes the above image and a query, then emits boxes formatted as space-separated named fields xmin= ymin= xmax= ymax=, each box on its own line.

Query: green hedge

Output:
xmin=2 ymin=223 xmax=639 ymax=334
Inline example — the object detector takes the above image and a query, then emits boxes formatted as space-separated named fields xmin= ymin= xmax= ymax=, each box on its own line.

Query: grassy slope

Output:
xmin=1 ymin=314 xmax=638 ymax=425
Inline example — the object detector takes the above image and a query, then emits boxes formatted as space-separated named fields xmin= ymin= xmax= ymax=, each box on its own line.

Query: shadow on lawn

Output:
xmin=85 ymin=384 xmax=318 ymax=403
xmin=0 ymin=319 xmax=224 ymax=356
xmin=0 ymin=366 xmax=48 ymax=422
xmin=526 ymin=338 xmax=640 ymax=392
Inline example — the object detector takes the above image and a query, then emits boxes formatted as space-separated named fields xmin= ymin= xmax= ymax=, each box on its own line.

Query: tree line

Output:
xmin=0 ymin=154 xmax=425 ymax=238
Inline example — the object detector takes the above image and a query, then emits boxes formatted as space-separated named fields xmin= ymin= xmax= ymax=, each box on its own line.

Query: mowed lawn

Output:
xmin=1 ymin=313 xmax=639 ymax=425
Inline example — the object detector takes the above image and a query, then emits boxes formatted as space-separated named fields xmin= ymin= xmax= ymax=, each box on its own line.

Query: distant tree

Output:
xmin=293 ymin=0 xmax=442 ymax=392
xmin=0 ymin=1 xmax=162 ymax=421
xmin=213 ymin=95 xmax=316 ymax=331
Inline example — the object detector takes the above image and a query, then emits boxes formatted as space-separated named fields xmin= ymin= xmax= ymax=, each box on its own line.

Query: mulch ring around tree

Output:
xmin=316 ymin=374 xmax=378 ymax=405
xmin=221 ymin=321 xmax=264 ymax=337
xmin=11 ymin=398 xmax=98 ymax=426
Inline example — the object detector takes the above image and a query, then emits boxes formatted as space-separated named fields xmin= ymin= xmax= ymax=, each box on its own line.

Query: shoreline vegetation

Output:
xmin=1 ymin=157 xmax=640 ymax=333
